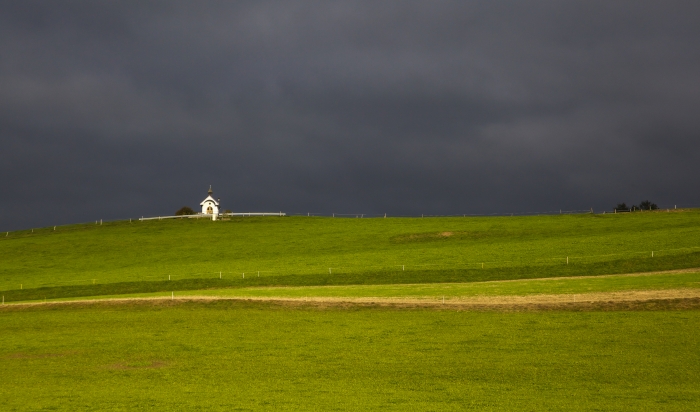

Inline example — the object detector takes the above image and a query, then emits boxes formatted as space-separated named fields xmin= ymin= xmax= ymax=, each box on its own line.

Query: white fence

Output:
xmin=138 ymin=212 xmax=286 ymax=221
xmin=3 ymin=205 xmax=700 ymax=234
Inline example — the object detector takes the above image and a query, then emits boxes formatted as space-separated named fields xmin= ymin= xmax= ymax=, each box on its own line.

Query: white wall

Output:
xmin=201 ymin=201 xmax=219 ymax=216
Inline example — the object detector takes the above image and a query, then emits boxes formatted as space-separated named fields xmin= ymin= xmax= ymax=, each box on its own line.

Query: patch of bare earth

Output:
xmin=181 ymin=288 xmax=700 ymax=311
xmin=3 ymin=288 xmax=700 ymax=311
xmin=2 ymin=268 xmax=699 ymax=311
xmin=222 ymin=288 xmax=700 ymax=306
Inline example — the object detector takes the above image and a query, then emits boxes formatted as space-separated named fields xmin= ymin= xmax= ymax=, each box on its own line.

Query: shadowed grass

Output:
xmin=157 ymin=270 xmax=700 ymax=300
xmin=4 ymin=252 xmax=700 ymax=303
xmin=25 ymin=270 xmax=699 ymax=303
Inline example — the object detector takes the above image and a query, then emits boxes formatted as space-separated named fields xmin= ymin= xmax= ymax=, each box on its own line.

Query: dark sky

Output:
xmin=2 ymin=1 xmax=699 ymax=231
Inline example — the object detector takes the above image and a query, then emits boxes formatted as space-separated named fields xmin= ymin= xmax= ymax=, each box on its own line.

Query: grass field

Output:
xmin=28 ymin=270 xmax=700 ymax=304
xmin=2 ymin=212 xmax=699 ymax=410
xmin=2 ymin=301 xmax=699 ymax=411
xmin=165 ymin=270 xmax=700 ymax=300
xmin=1 ymin=210 xmax=700 ymax=300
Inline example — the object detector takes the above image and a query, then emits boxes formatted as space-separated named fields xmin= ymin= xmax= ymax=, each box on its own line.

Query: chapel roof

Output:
xmin=200 ymin=195 xmax=219 ymax=206
xmin=200 ymin=186 xmax=220 ymax=205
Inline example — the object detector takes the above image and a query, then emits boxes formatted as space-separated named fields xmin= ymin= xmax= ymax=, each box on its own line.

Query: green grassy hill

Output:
xmin=3 ymin=212 xmax=700 ymax=411
xmin=0 ymin=210 xmax=700 ymax=300
xmin=2 ymin=302 xmax=698 ymax=411
xmin=1 ymin=210 xmax=699 ymax=300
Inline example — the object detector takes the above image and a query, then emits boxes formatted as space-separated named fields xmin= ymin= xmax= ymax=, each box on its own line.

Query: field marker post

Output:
xmin=675 ymin=205 xmax=677 ymax=209
xmin=169 ymin=275 xmax=171 ymax=280
xmin=481 ymin=263 xmax=484 ymax=269
xmin=567 ymin=257 xmax=569 ymax=265
xmin=402 ymin=265 xmax=404 ymax=271
xmin=329 ymin=268 xmax=332 ymax=274
xmin=257 ymin=271 xmax=259 ymax=277
xmin=442 ymin=296 xmax=445 ymax=304
xmin=243 ymin=273 xmax=245 ymax=278
xmin=54 ymin=226 xmax=56 ymax=231
xmin=652 ymin=251 xmax=654 ymax=257
xmin=100 ymin=219 xmax=102 ymax=225
xmin=333 ymin=213 xmax=335 ymax=217
xmin=384 ymin=213 xmax=386 ymax=218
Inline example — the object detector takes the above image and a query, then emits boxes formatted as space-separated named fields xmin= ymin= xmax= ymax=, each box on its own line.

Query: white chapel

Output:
xmin=200 ymin=186 xmax=220 ymax=219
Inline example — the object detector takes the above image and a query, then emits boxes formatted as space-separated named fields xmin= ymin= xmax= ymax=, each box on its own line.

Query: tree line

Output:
xmin=615 ymin=200 xmax=658 ymax=212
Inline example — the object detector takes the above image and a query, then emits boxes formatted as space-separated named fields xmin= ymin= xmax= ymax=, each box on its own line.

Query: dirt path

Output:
xmin=4 ymin=287 xmax=700 ymax=311
xmin=213 ymin=287 xmax=700 ymax=305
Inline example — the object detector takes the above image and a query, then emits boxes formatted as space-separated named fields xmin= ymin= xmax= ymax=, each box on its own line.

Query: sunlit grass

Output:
xmin=1 ymin=302 xmax=698 ymax=410
xmin=17 ymin=270 xmax=698 ymax=304
xmin=1 ymin=211 xmax=700 ymax=292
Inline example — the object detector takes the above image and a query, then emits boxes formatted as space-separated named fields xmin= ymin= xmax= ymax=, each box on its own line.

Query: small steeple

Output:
xmin=208 ymin=185 xmax=213 ymax=195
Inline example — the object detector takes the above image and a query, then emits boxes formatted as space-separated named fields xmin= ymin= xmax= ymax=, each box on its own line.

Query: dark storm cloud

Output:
xmin=1 ymin=1 xmax=699 ymax=230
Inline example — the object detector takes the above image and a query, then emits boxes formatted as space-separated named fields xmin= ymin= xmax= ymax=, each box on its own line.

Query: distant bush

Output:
xmin=616 ymin=201 xmax=658 ymax=212
xmin=639 ymin=200 xmax=658 ymax=211
xmin=175 ymin=206 xmax=195 ymax=216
